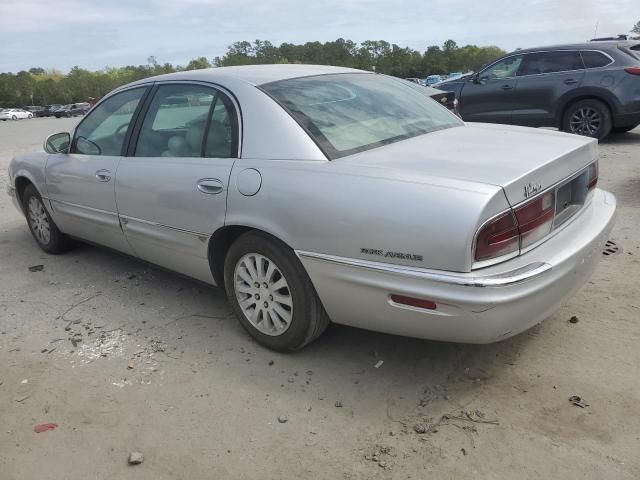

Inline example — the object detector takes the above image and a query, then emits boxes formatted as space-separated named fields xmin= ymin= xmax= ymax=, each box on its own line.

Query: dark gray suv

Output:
xmin=436 ymin=41 xmax=640 ymax=139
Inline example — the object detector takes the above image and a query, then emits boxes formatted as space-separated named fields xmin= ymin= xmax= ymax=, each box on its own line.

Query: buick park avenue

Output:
xmin=7 ymin=65 xmax=616 ymax=351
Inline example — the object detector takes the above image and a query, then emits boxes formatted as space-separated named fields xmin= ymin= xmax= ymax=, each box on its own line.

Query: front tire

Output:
xmin=11 ymin=115 xmax=17 ymax=120
xmin=23 ymin=184 xmax=72 ymax=254
xmin=224 ymin=231 xmax=330 ymax=351
xmin=562 ymin=99 xmax=612 ymax=140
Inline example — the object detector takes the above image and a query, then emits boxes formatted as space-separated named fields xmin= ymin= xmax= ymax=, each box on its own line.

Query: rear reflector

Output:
xmin=624 ymin=67 xmax=640 ymax=75
xmin=514 ymin=190 xmax=555 ymax=249
xmin=474 ymin=211 xmax=519 ymax=261
xmin=390 ymin=294 xmax=437 ymax=310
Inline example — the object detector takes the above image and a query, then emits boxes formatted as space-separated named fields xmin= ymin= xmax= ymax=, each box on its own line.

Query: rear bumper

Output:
xmin=298 ymin=189 xmax=616 ymax=343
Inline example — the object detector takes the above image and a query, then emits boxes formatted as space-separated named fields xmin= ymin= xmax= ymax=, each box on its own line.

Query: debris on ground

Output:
xmin=28 ymin=265 xmax=44 ymax=272
xmin=278 ymin=415 xmax=288 ymax=424
xmin=34 ymin=423 xmax=57 ymax=433
xmin=569 ymin=316 xmax=579 ymax=324
xmin=128 ymin=451 xmax=144 ymax=465
xmin=374 ymin=360 xmax=384 ymax=369
xmin=364 ymin=445 xmax=393 ymax=470
xmin=334 ymin=401 xmax=343 ymax=408
xmin=569 ymin=395 xmax=589 ymax=408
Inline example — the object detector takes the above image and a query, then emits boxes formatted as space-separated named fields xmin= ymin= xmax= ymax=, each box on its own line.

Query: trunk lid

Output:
xmin=341 ymin=122 xmax=597 ymax=206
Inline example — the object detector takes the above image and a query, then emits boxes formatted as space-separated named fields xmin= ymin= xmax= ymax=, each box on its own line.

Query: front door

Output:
xmin=115 ymin=83 xmax=239 ymax=284
xmin=459 ymin=54 xmax=524 ymax=124
xmin=45 ymin=86 xmax=148 ymax=252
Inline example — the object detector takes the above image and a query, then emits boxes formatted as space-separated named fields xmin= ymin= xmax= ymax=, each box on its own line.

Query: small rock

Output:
xmin=20 ymin=379 xmax=28 ymax=384
xmin=28 ymin=265 xmax=44 ymax=272
xmin=569 ymin=316 xmax=579 ymax=324
xmin=128 ymin=452 xmax=144 ymax=465
xmin=334 ymin=401 xmax=343 ymax=408
xmin=268 ymin=360 xmax=274 ymax=366
xmin=278 ymin=415 xmax=288 ymax=424
xmin=413 ymin=424 xmax=427 ymax=434
xmin=378 ymin=461 xmax=388 ymax=469
xmin=127 ymin=363 xmax=134 ymax=370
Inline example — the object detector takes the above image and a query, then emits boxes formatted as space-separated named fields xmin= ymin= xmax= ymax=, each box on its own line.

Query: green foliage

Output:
xmin=0 ymin=39 xmax=505 ymax=107
xmin=215 ymin=39 xmax=504 ymax=77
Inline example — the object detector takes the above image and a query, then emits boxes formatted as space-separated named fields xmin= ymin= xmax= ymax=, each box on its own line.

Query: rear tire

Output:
xmin=22 ymin=184 xmax=73 ymax=254
xmin=224 ymin=231 xmax=330 ymax=351
xmin=612 ymin=125 xmax=637 ymax=134
xmin=562 ymin=99 xmax=612 ymax=140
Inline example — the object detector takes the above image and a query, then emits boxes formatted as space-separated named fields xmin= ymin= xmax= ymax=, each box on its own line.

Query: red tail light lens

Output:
xmin=514 ymin=190 xmax=555 ymax=249
xmin=624 ymin=67 xmax=640 ymax=75
xmin=587 ymin=161 xmax=598 ymax=190
xmin=474 ymin=211 xmax=519 ymax=261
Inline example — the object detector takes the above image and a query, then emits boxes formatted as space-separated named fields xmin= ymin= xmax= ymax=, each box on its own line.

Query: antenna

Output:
xmin=593 ymin=21 xmax=599 ymax=38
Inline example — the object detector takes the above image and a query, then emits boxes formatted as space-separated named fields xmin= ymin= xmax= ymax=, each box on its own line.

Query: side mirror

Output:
xmin=44 ymin=132 xmax=70 ymax=154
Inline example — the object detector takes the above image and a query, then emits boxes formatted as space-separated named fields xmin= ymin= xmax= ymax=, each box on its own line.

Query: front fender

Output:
xmin=10 ymin=152 xmax=50 ymax=198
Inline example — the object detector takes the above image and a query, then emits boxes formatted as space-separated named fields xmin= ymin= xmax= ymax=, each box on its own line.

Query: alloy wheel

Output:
xmin=28 ymin=196 xmax=51 ymax=245
xmin=570 ymin=107 xmax=601 ymax=137
xmin=233 ymin=253 xmax=293 ymax=336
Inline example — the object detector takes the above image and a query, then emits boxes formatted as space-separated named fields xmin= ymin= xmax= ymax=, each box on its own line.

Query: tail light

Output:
xmin=473 ymin=162 xmax=597 ymax=265
xmin=624 ymin=67 xmax=640 ymax=75
xmin=587 ymin=161 xmax=598 ymax=190
xmin=474 ymin=211 xmax=519 ymax=261
xmin=514 ymin=190 xmax=555 ymax=249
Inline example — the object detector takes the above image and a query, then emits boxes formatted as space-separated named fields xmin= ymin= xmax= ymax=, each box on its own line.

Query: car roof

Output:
xmin=128 ymin=64 xmax=370 ymax=87
xmin=512 ymin=40 xmax=639 ymax=54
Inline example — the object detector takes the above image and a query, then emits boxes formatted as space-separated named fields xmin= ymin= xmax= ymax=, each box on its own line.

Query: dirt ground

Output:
xmin=0 ymin=117 xmax=638 ymax=480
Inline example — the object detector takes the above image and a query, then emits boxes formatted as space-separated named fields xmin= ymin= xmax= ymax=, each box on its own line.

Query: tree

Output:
xmin=632 ymin=21 xmax=640 ymax=34
xmin=185 ymin=57 xmax=212 ymax=70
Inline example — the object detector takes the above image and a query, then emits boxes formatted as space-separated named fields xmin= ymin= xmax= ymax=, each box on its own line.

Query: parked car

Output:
xmin=405 ymin=77 xmax=425 ymax=85
xmin=54 ymin=103 xmax=91 ymax=118
xmin=435 ymin=41 xmax=640 ymax=139
xmin=425 ymin=75 xmax=443 ymax=86
xmin=0 ymin=108 xmax=33 ymax=120
xmin=402 ymin=81 xmax=459 ymax=114
xmin=40 ymin=104 xmax=64 ymax=117
xmin=8 ymin=65 xmax=616 ymax=351
xmin=24 ymin=106 xmax=45 ymax=117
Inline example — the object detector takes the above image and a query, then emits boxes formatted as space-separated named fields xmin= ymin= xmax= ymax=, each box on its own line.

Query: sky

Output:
xmin=0 ymin=0 xmax=636 ymax=73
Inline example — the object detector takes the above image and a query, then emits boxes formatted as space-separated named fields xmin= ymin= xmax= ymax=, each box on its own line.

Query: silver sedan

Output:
xmin=7 ymin=65 xmax=616 ymax=351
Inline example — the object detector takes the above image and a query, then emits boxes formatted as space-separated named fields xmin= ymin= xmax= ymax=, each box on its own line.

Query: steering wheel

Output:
xmin=114 ymin=123 xmax=130 ymax=141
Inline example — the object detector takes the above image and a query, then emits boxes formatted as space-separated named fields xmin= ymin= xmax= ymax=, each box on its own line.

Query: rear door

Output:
xmin=459 ymin=54 xmax=524 ymax=124
xmin=115 ymin=82 xmax=239 ymax=284
xmin=511 ymin=50 xmax=585 ymax=127
xmin=45 ymin=86 xmax=148 ymax=252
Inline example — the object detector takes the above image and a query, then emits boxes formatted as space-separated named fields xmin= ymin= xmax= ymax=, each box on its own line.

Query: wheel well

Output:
xmin=207 ymin=226 xmax=264 ymax=288
xmin=14 ymin=176 xmax=33 ymax=212
xmin=559 ymin=95 xmax=613 ymax=127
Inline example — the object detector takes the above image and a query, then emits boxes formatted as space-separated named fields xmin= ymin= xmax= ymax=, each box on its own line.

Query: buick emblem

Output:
xmin=524 ymin=182 xmax=542 ymax=198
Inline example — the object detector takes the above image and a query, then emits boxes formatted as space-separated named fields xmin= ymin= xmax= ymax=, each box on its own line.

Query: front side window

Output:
xmin=580 ymin=50 xmax=613 ymax=68
xmin=72 ymin=87 xmax=146 ymax=156
xmin=519 ymin=51 xmax=584 ymax=76
xmin=134 ymin=84 xmax=237 ymax=158
xmin=261 ymin=73 xmax=462 ymax=159
xmin=479 ymin=55 xmax=523 ymax=80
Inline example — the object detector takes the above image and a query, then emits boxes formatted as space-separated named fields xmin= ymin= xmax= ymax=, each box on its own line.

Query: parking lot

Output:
xmin=0 ymin=117 xmax=639 ymax=479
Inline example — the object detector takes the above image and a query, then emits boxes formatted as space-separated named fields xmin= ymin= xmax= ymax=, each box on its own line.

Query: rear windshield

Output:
xmin=261 ymin=73 xmax=462 ymax=159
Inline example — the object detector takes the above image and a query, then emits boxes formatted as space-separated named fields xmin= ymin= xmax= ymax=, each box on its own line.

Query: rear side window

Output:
xmin=581 ymin=51 xmax=613 ymax=68
xmin=519 ymin=51 xmax=584 ymax=75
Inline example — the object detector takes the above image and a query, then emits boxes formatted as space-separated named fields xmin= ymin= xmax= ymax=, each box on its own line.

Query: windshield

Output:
xmin=261 ymin=73 xmax=462 ymax=159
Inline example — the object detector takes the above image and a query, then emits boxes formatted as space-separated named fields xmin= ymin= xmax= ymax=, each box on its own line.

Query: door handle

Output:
xmin=197 ymin=178 xmax=224 ymax=195
xmin=95 ymin=169 xmax=112 ymax=182
xmin=564 ymin=78 xmax=578 ymax=85
xmin=501 ymin=85 xmax=513 ymax=90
